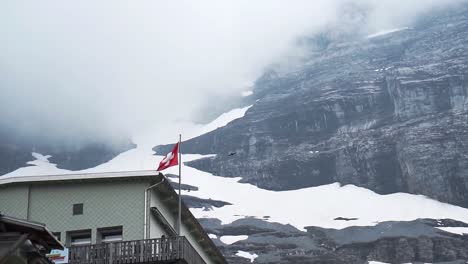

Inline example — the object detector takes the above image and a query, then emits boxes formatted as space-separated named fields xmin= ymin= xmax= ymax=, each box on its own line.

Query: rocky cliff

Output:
xmin=203 ymin=217 xmax=468 ymax=264
xmin=156 ymin=4 xmax=468 ymax=208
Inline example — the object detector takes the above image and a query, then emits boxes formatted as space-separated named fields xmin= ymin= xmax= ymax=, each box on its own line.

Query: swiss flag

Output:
xmin=157 ymin=143 xmax=179 ymax=171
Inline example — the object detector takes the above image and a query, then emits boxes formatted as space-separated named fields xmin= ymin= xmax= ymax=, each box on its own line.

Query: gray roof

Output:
xmin=0 ymin=214 xmax=64 ymax=250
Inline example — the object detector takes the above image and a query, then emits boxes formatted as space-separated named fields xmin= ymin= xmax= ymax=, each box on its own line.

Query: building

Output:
xmin=0 ymin=171 xmax=227 ymax=264
xmin=0 ymin=213 xmax=63 ymax=264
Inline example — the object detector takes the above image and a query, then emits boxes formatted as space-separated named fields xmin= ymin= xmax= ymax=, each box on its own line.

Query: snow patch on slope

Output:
xmin=220 ymin=235 xmax=248 ymax=245
xmin=131 ymin=105 xmax=252 ymax=148
xmin=437 ymin=227 xmax=468 ymax=235
xmin=4 ymin=153 xmax=70 ymax=177
xmin=241 ymin=90 xmax=253 ymax=97
xmin=236 ymin=251 xmax=258 ymax=262
xmin=196 ymin=105 xmax=252 ymax=139
xmin=367 ymin=27 xmax=409 ymax=38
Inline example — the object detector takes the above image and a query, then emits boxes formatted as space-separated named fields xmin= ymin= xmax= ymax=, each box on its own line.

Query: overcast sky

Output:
xmin=0 ymin=0 xmax=465 ymax=144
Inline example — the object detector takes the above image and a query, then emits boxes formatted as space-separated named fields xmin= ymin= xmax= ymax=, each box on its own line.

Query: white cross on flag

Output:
xmin=157 ymin=143 xmax=179 ymax=171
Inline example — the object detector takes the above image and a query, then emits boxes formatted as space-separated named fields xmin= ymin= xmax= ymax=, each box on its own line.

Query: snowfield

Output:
xmin=167 ymin=157 xmax=468 ymax=230
xmin=3 ymin=104 xmax=468 ymax=231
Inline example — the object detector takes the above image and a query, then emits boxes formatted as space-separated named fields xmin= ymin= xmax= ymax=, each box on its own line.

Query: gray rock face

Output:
xmin=156 ymin=4 xmax=468 ymax=207
xmin=202 ymin=217 xmax=468 ymax=263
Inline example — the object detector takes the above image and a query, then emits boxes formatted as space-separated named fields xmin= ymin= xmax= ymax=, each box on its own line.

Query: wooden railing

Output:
xmin=68 ymin=236 xmax=206 ymax=264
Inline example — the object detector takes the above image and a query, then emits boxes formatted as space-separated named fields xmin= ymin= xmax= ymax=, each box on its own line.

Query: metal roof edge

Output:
xmin=0 ymin=170 xmax=160 ymax=186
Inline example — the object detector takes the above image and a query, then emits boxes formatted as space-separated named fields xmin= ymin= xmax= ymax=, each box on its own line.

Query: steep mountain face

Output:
xmin=156 ymin=4 xmax=468 ymax=207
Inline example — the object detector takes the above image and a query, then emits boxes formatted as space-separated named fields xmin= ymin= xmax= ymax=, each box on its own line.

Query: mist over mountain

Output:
xmin=3 ymin=1 xmax=468 ymax=263
xmin=1 ymin=0 xmax=464 ymax=144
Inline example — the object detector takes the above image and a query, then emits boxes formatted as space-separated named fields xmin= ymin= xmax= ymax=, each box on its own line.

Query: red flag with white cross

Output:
xmin=157 ymin=142 xmax=179 ymax=171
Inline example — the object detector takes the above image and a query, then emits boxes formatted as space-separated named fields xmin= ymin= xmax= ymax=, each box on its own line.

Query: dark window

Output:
xmin=98 ymin=226 xmax=123 ymax=243
xmin=68 ymin=230 xmax=92 ymax=246
xmin=73 ymin=203 xmax=83 ymax=215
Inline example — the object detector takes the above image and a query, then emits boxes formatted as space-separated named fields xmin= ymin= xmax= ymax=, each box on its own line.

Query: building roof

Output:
xmin=0 ymin=171 xmax=227 ymax=264
xmin=0 ymin=214 xmax=64 ymax=250
xmin=0 ymin=170 xmax=159 ymax=186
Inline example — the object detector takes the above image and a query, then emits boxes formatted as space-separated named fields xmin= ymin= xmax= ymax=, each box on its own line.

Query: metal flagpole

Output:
xmin=177 ymin=134 xmax=182 ymax=235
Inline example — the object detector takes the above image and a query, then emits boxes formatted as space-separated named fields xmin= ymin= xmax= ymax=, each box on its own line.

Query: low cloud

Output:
xmin=0 ymin=0 xmax=465 ymax=144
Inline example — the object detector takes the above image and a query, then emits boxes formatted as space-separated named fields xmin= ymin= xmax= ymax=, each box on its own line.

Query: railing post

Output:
xmin=108 ymin=243 xmax=113 ymax=264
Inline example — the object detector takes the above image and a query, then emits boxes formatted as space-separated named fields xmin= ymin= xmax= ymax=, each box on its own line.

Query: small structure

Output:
xmin=0 ymin=171 xmax=226 ymax=264
xmin=0 ymin=213 xmax=63 ymax=264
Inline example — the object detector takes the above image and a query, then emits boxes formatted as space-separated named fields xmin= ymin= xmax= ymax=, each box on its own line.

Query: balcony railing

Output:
xmin=69 ymin=236 xmax=206 ymax=264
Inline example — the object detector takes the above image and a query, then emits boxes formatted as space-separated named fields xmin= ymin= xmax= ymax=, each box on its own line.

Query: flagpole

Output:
xmin=177 ymin=134 xmax=182 ymax=235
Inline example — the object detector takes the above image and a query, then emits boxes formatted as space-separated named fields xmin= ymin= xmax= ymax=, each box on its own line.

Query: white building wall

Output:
xmin=148 ymin=190 xmax=169 ymax=238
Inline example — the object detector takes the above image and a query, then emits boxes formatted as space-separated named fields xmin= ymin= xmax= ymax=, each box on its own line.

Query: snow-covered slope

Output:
xmin=164 ymin=154 xmax=468 ymax=230
xmin=4 ymin=104 xmax=468 ymax=232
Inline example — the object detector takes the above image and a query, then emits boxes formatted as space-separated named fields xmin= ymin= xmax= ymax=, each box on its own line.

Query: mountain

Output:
xmin=155 ymin=3 xmax=468 ymax=208
xmin=3 ymin=2 xmax=468 ymax=264
xmin=152 ymin=3 xmax=468 ymax=263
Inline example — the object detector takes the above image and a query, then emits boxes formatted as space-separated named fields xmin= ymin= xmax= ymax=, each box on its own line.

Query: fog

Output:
xmin=0 ymin=0 xmax=465 ymax=145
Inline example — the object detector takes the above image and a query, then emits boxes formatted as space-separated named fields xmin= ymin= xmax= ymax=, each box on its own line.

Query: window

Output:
xmin=98 ymin=227 xmax=123 ymax=243
xmin=73 ymin=203 xmax=83 ymax=215
xmin=68 ymin=230 xmax=91 ymax=246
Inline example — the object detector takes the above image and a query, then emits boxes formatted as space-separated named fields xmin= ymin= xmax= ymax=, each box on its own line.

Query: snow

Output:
xmin=236 ymin=251 xmax=258 ymax=262
xmin=3 ymin=153 xmax=70 ymax=177
xmin=220 ymin=235 xmax=248 ymax=245
xmin=4 ymin=103 xmax=468 ymax=232
xmin=196 ymin=105 xmax=252 ymax=139
xmin=208 ymin=234 xmax=217 ymax=239
xmin=169 ymin=158 xmax=468 ymax=230
xmin=241 ymin=90 xmax=253 ymax=97
xmin=367 ymin=27 xmax=409 ymax=38
xmin=437 ymin=227 xmax=468 ymax=235
xmin=368 ymin=262 xmax=390 ymax=264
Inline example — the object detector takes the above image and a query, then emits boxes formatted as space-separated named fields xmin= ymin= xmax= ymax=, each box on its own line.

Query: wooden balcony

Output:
xmin=69 ymin=236 xmax=206 ymax=264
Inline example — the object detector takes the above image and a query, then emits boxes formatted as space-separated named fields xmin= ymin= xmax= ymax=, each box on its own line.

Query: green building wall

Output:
xmin=0 ymin=180 xmax=148 ymax=244
xmin=0 ymin=177 xmax=222 ymax=264
xmin=0 ymin=185 xmax=29 ymax=219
